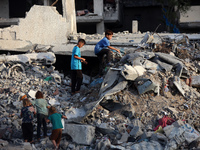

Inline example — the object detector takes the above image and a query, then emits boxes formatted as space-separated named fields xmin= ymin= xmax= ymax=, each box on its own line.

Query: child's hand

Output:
xmin=117 ymin=50 xmax=121 ymax=53
xmin=81 ymin=58 xmax=86 ymax=61
xmin=62 ymin=115 xmax=67 ymax=119
xmin=82 ymin=60 xmax=88 ymax=65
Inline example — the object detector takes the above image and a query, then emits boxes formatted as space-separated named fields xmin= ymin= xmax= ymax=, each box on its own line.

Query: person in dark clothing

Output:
xmin=21 ymin=99 xmax=36 ymax=143
xmin=70 ymin=39 xmax=86 ymax=95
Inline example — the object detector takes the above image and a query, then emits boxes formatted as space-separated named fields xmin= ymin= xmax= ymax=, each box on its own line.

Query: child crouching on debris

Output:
xmin=31 ymin=91 xmax=50 ymax=141
xmin=46 ymin=106 xmax=67 ymax=150
xmin=94 ymin=29 xmax=120 ymax=76
xmin=70 ymin=39 xmax=87 ymax=95
xmin=21 ymin=99 xmax=36 ymax=143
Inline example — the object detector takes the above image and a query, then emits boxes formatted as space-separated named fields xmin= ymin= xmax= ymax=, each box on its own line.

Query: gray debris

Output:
xmin=63 ymin=124 xmax=95 ymax=145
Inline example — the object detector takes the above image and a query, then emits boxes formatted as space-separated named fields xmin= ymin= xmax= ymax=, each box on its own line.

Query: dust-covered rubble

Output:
xmin=0 ymin=33 xmax=200 ymax=150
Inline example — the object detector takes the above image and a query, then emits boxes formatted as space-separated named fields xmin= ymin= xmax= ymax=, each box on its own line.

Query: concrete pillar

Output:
xmin=94 ymin=0 xmax=104 ymax=34
xmin=62 ymin=0 xmax=77 ymax=34
xmin=0 ymin=0 xmax=9 ymax=18
xmin=132 ymin=20 xmax=138 ymax=33
xmin=44 ymin=0 xmax=50 ymax=6
xmin=97 ymin=22 xmax=105 ymax=34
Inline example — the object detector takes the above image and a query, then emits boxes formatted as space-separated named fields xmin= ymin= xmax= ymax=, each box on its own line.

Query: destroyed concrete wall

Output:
xmin=1 ymin=5 xmax=70 ymax=45
xmin=13 ymin=5 xmax=70 ymax=45
xmin=0 ymin=0 xmax=9 ymax=18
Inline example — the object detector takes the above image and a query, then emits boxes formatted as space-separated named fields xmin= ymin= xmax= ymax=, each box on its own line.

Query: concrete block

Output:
xmin=191 ymin=75 xmax=200 ymax=87
xmin=132 ymin=20 xmax=138 ymax=33
xmin=163 ymin=125 xmax=175 ymax=138
xmin=63 ymin=124 xmax=95 ymax=145
xmin=121 ymin=64 xmax=146 ymax=81
xmin=129 ymin=119 xmax=144 ymax=138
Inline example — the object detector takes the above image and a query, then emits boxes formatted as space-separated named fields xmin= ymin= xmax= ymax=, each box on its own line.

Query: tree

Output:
xmin=156 ymin=0 xmax=191 ymax=32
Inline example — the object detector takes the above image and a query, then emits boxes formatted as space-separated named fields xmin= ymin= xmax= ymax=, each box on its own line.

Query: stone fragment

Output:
xmin=82 ymin=74 xmax=90 ymax=84
xmin=121 ymin=64 xmax=146 ymax=81
xmin=0 ymin=139 xmax=8 ymax=147
xmin=63 ymin=124 xmax=95 ymax=145
xmin=131 ymin=141 xmax=163 ymax=150
xmin=28 ymin=90 xmax=37 ymax=99
xmin=129 ymin=119 xmax=144 ymax=138
xmin=191 ymin=75 xmax=200 ymax=87
xmin=134 ymin=78 xmax=159 ymax=95
xmin=95 ymin=137 xmax=111 ymax=150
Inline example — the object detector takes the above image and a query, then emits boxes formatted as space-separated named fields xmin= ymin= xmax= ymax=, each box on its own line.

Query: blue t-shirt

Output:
xmin=48 ymin=113 xmax=63 ymax=130
xmin=71 ymin=46 xmax=82 ymax=70
xmin=94 ymin=37 xmax=110 ymax=55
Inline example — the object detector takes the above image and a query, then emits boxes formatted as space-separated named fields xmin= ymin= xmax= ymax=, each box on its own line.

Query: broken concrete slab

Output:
xmin=173 ymin=81 xmax=185 ymax=97
xmin=63 ymin=124 xmax=95 ymax=145
xmin=11 ymin=5 xmax=70 ymax=45
xmin=134 ymin=78 xmax=159 ymax=95
xmin=129 ymin=119 xmax=144 ymax=138
xmin=0 ymin=52 xmax=56 ymax=65
xmin=121 ymin=64 xmax=146 ymax=81
xmin=0 ymin=39 xmax=33 ymax=52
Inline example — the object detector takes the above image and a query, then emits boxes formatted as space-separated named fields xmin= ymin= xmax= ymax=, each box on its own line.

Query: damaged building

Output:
xmin=0 ymin=0 xmax=200 ymax=150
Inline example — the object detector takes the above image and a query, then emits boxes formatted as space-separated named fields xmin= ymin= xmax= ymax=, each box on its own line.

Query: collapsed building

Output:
xmin=0 ymin=29 xmax=200 ymax=149
xmin=0 ymin=1 xmax=200 ymax=150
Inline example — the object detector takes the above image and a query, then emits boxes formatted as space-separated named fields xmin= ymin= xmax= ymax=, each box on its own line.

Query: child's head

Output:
xmin=49 ymin=106 xmax=57 ymax=115
xmin=35 ymin=91 xmax=43 ymax=99
xmin=20 ymin=93 xmax=27 ymax=101
xmin=23 ymin=99 xmax=32 ymax=107
xmin=105 ymin=29 xmax=113 ymax=40
xmin=77 ymin=39 xmax=86 ymax=48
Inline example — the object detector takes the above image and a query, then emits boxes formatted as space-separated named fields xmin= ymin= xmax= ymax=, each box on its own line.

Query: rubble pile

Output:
xmin=0 ymin=33 xmax=200 ymax=150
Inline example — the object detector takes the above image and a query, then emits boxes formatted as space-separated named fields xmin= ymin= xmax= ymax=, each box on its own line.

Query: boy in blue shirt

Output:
xmin=71 ymin=39 xmax=86 ymax=95
xmin=94 ymin=30 xmax=120 ymax=76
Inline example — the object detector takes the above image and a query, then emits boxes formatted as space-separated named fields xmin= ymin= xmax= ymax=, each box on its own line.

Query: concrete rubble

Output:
xmin=0 ymin=32 xmax=200 ymax=150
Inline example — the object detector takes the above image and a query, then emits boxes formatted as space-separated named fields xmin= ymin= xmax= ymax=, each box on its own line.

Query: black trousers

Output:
xmin=22 ymin=123 xmax=33 ymax=142
xmin=37 ymin=113 xmax=47 ymax=139
xmin=96 ymin=49 xmax=112 ymax=76
xmin=71 ymin=70 xmax=83 ymax=93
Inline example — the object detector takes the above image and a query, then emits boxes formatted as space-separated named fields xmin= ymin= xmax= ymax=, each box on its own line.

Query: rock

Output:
xmin=131 ymin=140 xmax=163 ymax=150
xmin=191 ymin=75 xmax=200 ymax=87
xmin=63 ymin=124 xmax=95 ymax=145
xmin=121 ymin=64 xmax=146 ymax=81
xmin=129 ymin=119 xmax=144 ymax=138
xmin=82 ymin=74 xmax=90 ymax=84
xmin=95 ymin=137 xmax=111 ymax=150
xmin=0 ymin=139 xmax=8 ymax=147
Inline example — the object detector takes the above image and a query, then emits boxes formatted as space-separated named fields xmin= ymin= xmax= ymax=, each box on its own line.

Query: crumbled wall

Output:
xmin=1 ymin=5 xmax=70 ymax=45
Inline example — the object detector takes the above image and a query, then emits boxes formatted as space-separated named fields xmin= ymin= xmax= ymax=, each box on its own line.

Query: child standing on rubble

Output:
xmin=46 ymin=106 xmax=67 ymax=150
xmin=21 ymin=99 xmax=36 ymax=143
xmin=94 ymin=29 xmax=120 ymax=76
xmin=31 ymin=91 xmax=50 ymax=141
xmin=70 ymin=39 xmax=86 ymax=95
